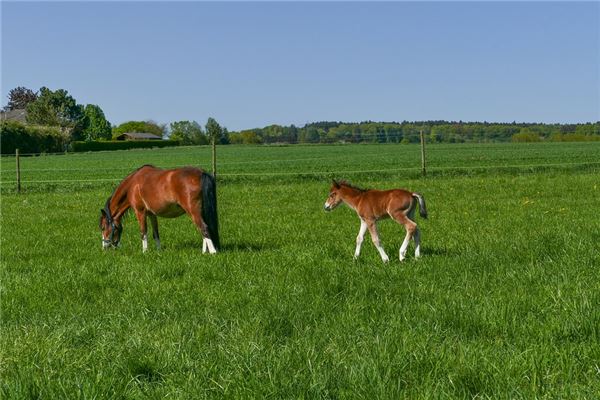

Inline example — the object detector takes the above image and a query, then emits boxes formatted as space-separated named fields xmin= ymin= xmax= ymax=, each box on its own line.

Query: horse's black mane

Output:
xmin=103 ymin=165 xmax=154 ymax=219
xmin=337 ymin=180 xmax=369 ymax=192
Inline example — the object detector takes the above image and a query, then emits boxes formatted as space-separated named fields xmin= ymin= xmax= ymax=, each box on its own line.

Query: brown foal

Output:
xmin=324 ymin=180 xmax=427 ymax=262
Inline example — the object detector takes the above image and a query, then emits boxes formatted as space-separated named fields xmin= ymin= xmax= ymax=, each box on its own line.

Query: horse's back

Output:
xmin=136 ymin=166 xmax=203 ymax=187
xmin=133 ymin=166 xmax=205 ymax=213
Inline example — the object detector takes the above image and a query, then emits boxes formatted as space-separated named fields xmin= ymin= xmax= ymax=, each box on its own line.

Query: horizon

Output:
xmin=2 ymin=2 xmax=599 ymax=130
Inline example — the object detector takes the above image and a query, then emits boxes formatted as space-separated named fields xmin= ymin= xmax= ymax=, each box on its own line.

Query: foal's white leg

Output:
xmin=354 ymin=220 xmax=368 ymax=259
xmin=368 ymin=223 xmax=389 ymax=263
xmin=399 ymin=231 xmax=411 ymax=261
xmin=202 ymin=238 xmax=208 ymax=254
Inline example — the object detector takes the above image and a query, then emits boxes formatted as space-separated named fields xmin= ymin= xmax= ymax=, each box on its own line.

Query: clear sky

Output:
xmin=2 ymin=1 xmax=599 ymax=131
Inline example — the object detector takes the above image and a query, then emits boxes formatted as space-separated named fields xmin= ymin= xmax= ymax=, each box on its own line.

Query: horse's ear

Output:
xmin=100 ymin=209 xmax=107 ymax=217
xmin=332 ymin=180 xmax=340 ymax=189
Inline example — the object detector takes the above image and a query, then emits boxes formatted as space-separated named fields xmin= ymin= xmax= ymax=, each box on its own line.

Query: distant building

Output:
xmin=0 ymin=109 xmax=28 ymax=123
xmin=115 ymin=132 xmax=162 ymax=141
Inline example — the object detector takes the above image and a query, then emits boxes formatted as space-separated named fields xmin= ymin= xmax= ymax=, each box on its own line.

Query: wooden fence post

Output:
xmin=211 ymin=137 xmax=217 ymax=179
xmin=420 ymin=130 xmax=426 ymax=177
xmin=16 ymin=148 xmax=21 ymax=193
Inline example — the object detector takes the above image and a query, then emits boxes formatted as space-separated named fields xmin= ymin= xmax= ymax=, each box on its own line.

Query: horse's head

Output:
xmin=99 ymin=209 xmax=122 ymax=249
xmin=324 ymin=180 xmax=344 ymax=211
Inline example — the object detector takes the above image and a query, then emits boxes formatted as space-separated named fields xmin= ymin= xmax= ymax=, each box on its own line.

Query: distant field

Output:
xmin=2 ymin=142 xmax=599 ymax=398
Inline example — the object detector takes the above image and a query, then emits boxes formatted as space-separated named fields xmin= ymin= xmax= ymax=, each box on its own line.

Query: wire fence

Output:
xmin=2 ymin=161 xmax=600 ymax=186
xmin=2 ymin=143 xmax=600 ymax=191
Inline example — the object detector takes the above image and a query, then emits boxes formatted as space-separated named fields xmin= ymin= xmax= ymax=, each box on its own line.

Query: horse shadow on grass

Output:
xmin=419 ymin=246 xmax=460 ymax=257
xmin=379 ymin=242 xmax=459 ymax=259
xmin=168 ymin=240 xmax=280 ymax=253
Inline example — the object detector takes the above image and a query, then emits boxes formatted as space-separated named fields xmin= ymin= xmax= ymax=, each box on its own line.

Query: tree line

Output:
xmin=2 ymin=86 xmax=599 ymax=154
xmin=228 ymin=120 xmax=600 ymax=145
xmin=1 ymin=86 xmax=227 ymax=153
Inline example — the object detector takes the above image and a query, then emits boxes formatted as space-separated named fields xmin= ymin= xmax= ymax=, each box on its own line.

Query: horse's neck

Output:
xmin=110 ymin=181 xmax=132 ymax=220
xmin=340 ymin=186 xmax=364 ymax=209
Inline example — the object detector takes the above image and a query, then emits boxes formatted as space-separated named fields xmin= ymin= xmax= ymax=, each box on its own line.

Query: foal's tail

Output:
xmin=201 ymin=171 xmax=220 ymax=250
xmin=412 ymin=193 xmax=428 ymax=219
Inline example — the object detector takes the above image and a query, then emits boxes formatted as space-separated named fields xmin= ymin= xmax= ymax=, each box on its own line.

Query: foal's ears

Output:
xmin=332 ymin=180 xmax=340 ymax=189
xmin=100 ymin=209 xmax=107 ymax=218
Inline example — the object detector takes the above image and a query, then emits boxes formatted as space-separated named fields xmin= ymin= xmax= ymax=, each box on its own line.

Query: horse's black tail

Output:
xmin=412 ymin=193 xmax=428 ymax=219
xmin=201 ymin=171 xmax=220 ymax=250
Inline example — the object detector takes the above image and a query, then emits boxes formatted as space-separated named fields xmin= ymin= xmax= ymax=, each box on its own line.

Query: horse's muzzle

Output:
xmin=102 ymin=239 xmax=118 ymax=249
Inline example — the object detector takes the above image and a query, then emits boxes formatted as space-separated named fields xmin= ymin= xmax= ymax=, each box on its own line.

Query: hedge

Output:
xmin=70 ymin=140 xmax=180 ymax=152
xmin=1 ymin=121 xmax=67 ymax=154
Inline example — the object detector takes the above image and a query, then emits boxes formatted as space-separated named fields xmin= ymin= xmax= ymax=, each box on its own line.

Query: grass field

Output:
xmin=2 ymin=142 xmax=600 ymax=398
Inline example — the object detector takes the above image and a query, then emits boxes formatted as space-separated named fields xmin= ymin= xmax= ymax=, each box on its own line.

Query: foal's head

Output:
xmin=324 ymin=180 xmax=344 ymax=211
xmin=99 ymin=209 xmax=122 ymax=249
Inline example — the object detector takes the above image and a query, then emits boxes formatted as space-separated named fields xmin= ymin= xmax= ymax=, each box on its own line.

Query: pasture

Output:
xmin=1 ymin=142 xmax=599 ymax=398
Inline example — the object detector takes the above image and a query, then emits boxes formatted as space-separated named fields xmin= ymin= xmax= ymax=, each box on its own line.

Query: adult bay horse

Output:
xmin=324 ymin=180 xmax=427 ymax=262
xmin=99 ymin=165 xmax=219 ymax=253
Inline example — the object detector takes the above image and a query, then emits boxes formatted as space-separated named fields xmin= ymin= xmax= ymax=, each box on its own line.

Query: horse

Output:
xmin=99 ymin=165 xmax=219 ymax=253
xmin=323 ymin=180 xmax=427 ymax=262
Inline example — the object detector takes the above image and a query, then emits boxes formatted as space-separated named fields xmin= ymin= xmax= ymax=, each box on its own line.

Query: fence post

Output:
xmin=420 ymin=130 xmax=426 ymax=177
xmin=211 ymin=137 xmax=217 ymax=179
xmin=16 ymin=148 xmax=21 ymax=193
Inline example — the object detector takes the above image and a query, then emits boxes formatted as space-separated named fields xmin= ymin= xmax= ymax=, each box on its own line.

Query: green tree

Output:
xmin=26 ymin=87 xmax=86 ymax=138
xmin=3 ymin=86 xmax=38 ymax=111
xmin=81 ymin=104 xmax=111 ymax=141
xmin=170 ymin=120 xmax=207 ymax=145
xmin=512 ymin=128 xmax=541 ymax=142
xmin=112 ymin=120 xmax=166 ymax=138
xmin=205 ymin=117 xmax=224 ymax=177
xmin=205 ymin=117 xmax=223 ymax=144
xmin=230 ymin=130 xmax=262 ymax=144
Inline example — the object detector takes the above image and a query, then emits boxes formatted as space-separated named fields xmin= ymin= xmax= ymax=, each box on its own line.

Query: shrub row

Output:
xmin=512 ymin=132 xmax=600 ymax=143
xmin=70 ymin=140 xmax=179 ymax=152
xmin=1 ymin=121 xmax=67 ymax=154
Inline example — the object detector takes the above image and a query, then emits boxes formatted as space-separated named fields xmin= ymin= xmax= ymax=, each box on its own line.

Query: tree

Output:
xmin=81 ymin=104 xmax=111 ymax=141
xmin=230 ymin=130 xmax=262 ymax=144
xmin=3 ymin=86 xmax=38 ymax=111
xmin=205 ymin=117 xmax=223 ymax=142
xmin=112 ymin=120 xmax=166 ymax=138
xmin=169 ymin=120 xmax=207 ymax=145
xmin=206 ymin=117 xmax=224 ymax=177
xmin=26 ymin=87 xmax=86 ymax=138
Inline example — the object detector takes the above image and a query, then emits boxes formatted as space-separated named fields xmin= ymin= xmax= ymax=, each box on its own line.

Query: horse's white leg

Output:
xmin=368 ymin=222 xmax=389 ymax=263
xmin=142 ymin=234 xmax=148 ymax=253
xmin=414 ymin=227 xmax=421 ymax=258
xmin=205 ymin=238 xmax=217 ymax=254
xmin=202 ymin=238 xmax=208 ymax=254
xmin=134 ymin=209 xmax=149 ymax=253
xmin=354 ymin=219 xmax=368 ymax=259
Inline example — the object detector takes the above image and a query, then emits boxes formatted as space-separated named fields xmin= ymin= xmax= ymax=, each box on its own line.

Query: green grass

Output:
xmin=2 ymin=143 xmax=600 ymax=398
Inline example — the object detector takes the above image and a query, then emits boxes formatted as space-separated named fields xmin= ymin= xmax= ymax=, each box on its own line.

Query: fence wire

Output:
xmin=2 ymin=160 xmax=599 ymax=185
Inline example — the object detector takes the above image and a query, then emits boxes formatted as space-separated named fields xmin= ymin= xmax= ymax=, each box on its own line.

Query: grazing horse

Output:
xmin=99 ymin=165 xmax=219 ymax=253
xmin=323 ymin=180 xmax=427 ymax=262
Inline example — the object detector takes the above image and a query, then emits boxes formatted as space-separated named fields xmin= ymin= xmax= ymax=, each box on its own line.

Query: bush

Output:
xmin=512 ymin=131 xmax=541 ymax=142
xmin=1 ymin=121 xmax=67 ymax=154
xmin=70 ymin=140 xmax=180 ymax=152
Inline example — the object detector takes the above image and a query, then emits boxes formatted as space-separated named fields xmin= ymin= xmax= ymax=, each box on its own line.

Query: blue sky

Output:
xmin=2 ymin=1 xmax=598 ymax=130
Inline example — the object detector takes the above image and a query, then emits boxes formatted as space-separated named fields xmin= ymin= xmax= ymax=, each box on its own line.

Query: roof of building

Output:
xmin=117 ymin=132 xmax=162 ymax=140
xmin=0 ymin=108 xmax=28 ymax=123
